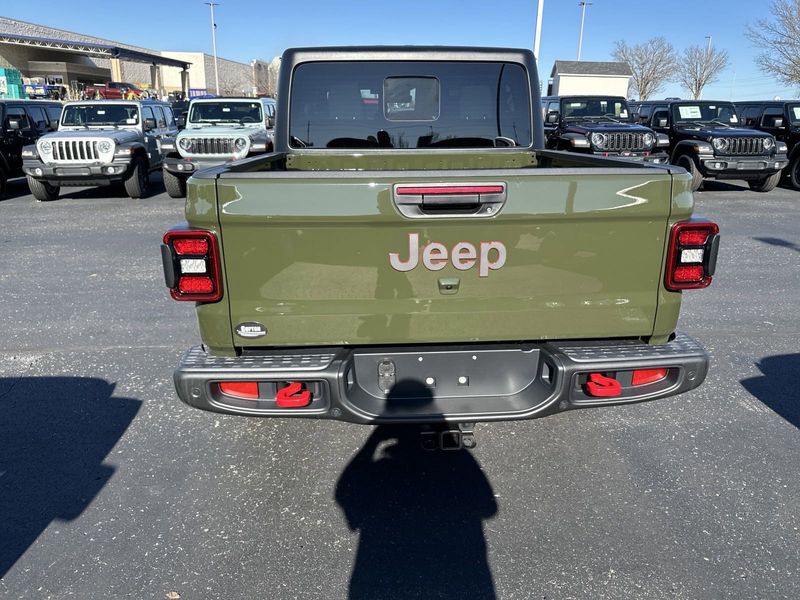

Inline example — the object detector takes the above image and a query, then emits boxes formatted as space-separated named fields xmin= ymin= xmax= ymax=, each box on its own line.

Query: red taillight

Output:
xmin=163 ymin=229 xmax=222 ymax=302
xmin=665 ymin=220 xmax=720 ymax=291
xmin=631 ymin=368 xmax=668 ymax=386
xmin=173 ymin=238 xmax=209 ymax=256
xmin=178 ymin=275 xmax=214 ymax=294
xmin=677 ymin=230 xmax=710 ymax=246
xmin=219 ymin=381 xmax=259 ymax=399
xmin=673 ymin=265 xmax=704 ymax=283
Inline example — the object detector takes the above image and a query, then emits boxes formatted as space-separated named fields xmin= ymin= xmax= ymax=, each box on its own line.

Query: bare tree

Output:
xmin=676 ymin=45 xmax=729 ymax=99
xmin=267 ymin=57 xmax=281 ymax=98
xmin=746 ymin=0 xmax=800 ymax=87
xmin=612 ymin=37 xmax=677 ymax=100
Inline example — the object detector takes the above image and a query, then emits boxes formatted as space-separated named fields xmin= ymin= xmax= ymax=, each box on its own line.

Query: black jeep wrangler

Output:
xmin=734 ymin=100 xmax=800 ymax=189
xmin=635 ymin=100 xmax=788 ymax=192
xmin=0 ymin=99 xmax=61 ymax=197
xmin=541 ymin=95 xmax=668 ymax=163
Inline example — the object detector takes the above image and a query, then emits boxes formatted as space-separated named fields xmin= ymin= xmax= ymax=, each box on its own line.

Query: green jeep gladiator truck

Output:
xmin=161 ymin=47 xmax=719 ymax=443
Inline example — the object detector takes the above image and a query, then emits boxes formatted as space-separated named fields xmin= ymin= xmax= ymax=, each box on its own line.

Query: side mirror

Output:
xmin=176 ymin=116 xmax=186 ymax=129
xmin=144 ymin=118 xmax=157 ymax=132
xmin=546 ymin=111 xmax=559 ymax=124
xmin=7 ymin=118 xmax=21 ymax=131
xmin=267 ymin=115 xmax=275 ymax=128
xmin=49 ymin=119 xmax=59 ymax=131
xmin=774 ymin=118 xmax=784 ymax=128
xmin=656 ymin=117 xmax=668 ymax=128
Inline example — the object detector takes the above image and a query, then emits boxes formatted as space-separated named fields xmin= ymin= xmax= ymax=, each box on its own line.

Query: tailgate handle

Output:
xmin=393 ymin=183 xmax=506 ymax=219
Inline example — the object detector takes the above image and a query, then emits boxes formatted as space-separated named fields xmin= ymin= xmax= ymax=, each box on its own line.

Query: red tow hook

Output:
xmin=585 ymin=373 xmax=622 ymax=398
xmin=276 ymin=382 xmax=312 ymax=408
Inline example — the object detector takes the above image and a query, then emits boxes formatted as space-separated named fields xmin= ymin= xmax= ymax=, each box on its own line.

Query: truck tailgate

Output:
xmin=214 ymin=168 xmax=675 ymax=347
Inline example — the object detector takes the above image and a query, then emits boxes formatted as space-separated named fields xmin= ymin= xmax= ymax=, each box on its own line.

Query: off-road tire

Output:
xmin=676 ymin=154 xmax=704 ymax=192
xmin=788 ymin=155 xmax=800 ymax=191
xmin=27 ymin=175 xmax=60 ymax=201
xmin=124 ymin=157 xmax=150 ymax=199
xmin=748 ymin=171 xmax=781 ymax=193
xmin=163 ymin=169 xmax=187 ymax=198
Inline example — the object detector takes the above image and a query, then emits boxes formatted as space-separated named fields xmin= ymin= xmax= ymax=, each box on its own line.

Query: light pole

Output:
xmin=533 ymin=0 xmax=544 ymax=65
xmin=205 ymin=2 xmax=220 ymax=95
xmin=577 ymin=1 xmax=592 ymax=61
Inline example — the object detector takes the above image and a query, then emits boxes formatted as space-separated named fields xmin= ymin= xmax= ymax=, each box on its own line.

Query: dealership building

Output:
xmin=0 ymin=16 xmax=275 ymax=98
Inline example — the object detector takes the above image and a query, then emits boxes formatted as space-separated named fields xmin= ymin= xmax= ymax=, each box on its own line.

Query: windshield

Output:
xmin=561 ymin=97 xmax=631 ymax=121
xmin=672 ymin=102 xmax=739 ymax=125
xmin=61 ymin=104 xmax=140 ymax=126
xmin=787 ymin=104 xmax=800 ymax=124
xmin=189 ymin=101 xmax=263 ymax=124
xmin=288 ymin=61 xmax=532 ymax=149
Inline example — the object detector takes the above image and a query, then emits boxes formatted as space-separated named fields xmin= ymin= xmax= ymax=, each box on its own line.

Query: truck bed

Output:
xmin=187 ymin=149 xmax=692 ymax=354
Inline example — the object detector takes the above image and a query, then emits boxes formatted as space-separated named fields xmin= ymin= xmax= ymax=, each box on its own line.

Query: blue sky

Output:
xmin=3 ymin=0 xmax=796 ymax=100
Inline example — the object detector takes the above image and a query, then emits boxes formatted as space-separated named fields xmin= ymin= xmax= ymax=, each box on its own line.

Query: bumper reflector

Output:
xmin=631 ymin=368 xmax=668 ymax=386
xmin=219 ymin=381 xmax=259 ymax=399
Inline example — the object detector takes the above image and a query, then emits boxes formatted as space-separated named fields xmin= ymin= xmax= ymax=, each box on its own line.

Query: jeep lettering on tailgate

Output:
xmin=389 ymin=233 xmax=507 ymax=276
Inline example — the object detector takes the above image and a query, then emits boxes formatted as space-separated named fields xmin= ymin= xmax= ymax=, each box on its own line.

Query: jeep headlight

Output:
xmin=39 ymin=141 xmax=53 ymax=154
xmin=234 ymin=137 xmax=248 ymax=151
xmin=712 ymin=138 xmax=728 ymax=151
xmin=590 ymin=132 xmax=607 ymax=149
xmin=98 ymin=140 xmax=113 ymax=154
xmin=642 ymin=132 xmax=655 ymax=148
xmin=179 ymin=137 xmax=192 ymax=150
xmin=763 ymin=137 xmax=774 ymax=151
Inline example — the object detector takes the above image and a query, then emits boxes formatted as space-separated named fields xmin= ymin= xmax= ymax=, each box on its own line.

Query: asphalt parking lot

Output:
xmin=1 ymin=174 xmax=798 ymax=600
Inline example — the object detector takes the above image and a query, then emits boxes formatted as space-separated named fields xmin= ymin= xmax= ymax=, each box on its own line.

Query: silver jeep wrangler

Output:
xmin=22 ymin=99 xmax=177 ymax=200
xmin=160 ymin=97 xmax=275 ymax=198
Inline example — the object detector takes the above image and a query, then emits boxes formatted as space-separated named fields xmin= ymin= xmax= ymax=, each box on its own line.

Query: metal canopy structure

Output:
xmin=0 ymin=32 xmax=191 ymax=69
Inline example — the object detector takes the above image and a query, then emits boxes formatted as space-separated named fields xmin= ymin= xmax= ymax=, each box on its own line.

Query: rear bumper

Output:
xmin=173 ymin=333 xmax=709 ymax=424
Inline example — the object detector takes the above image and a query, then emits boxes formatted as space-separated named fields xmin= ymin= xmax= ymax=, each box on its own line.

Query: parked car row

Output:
xmin=542 ymin=95 xmax=798 ymax=193
xmin=0 ymin=96 xmax=275 ymax=201
xmin=3 ymin=94 xmax=798 ymax=200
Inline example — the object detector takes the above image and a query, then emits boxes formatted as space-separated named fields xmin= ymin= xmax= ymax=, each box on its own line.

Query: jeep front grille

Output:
xmin=182 ymin=137 xmax=235 ymax=155
xmin=605 ymin=132 xmax=646 ymax=152
xmin=52 ymin=140 xmax=101 ymax=162
xmin=718 ymin=137 xmax=768 ymax=155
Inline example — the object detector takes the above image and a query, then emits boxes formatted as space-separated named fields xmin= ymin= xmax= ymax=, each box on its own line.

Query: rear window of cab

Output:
xmin=289 ymin=61 xmax=532 ymax=150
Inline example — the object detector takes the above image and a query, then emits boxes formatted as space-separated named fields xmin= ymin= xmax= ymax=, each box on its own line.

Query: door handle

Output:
xmin=393 ymin=183 xmax=506 ymax=219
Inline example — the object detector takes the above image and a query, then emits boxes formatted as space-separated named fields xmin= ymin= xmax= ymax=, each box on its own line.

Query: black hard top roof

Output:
xmin=734 ymin=100 xmax=798 ymax=105
xmin=281 ymin=46 xmax=534 ymax=65
xmin=637 ymin=99 xmax=734 ymax=104
xmin=542 ymin=95 xmax=628 ymax=101
xmin=0 ymin=99 xmax=62 ymax=104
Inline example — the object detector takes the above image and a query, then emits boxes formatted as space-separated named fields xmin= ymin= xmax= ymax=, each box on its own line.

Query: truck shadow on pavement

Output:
xmin=741 ymin=354 xmax=800 ymax=429
xmin=335 ymin=381 xmax=498 ymax=600
xmin=0 ymin=377 xmax=141 ymax=577
xmin=0 ymin=177 xmax=32 ymax=201
xmin=752 ymin=237 xmax=800 ymax=253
